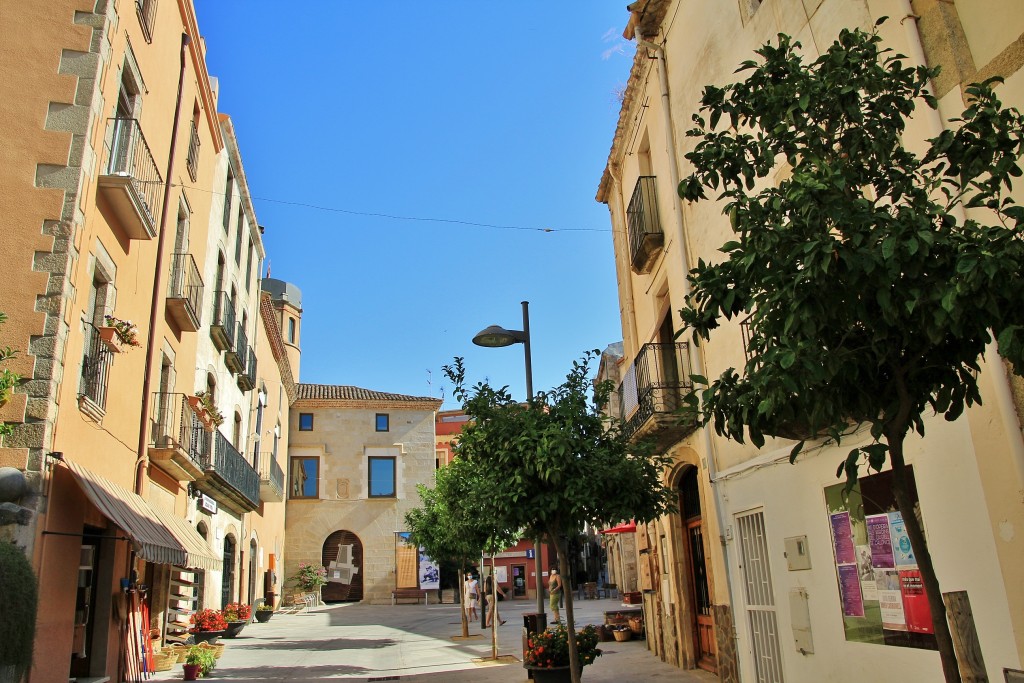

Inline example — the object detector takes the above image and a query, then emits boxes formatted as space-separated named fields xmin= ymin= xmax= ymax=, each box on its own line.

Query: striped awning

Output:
xmin=64 ymin=460 xmax=187 ymax=566
xmin=153 ymin=506 xmax=221 ymax=571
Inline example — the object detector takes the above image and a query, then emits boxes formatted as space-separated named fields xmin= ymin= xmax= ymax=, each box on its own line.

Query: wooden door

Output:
xmin=322 ymin=530 xmax=363 ymax=602
xmin=679 ymin=467 xmax=717 ymax=672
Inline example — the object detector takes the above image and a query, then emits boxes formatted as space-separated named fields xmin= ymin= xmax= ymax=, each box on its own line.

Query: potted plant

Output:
xmin=183 ymin=645 xmax=216 ymax=680
xmin=290 ymin=562 xmax=327 ymax=603
xmin=188 ymin=391 xmax=224 ymax=430
xmin=98 ymin=314 xmax=140 ymax=353
xmin=188 ymin=608 xmax=227 ymax=644
xmin=254 ymin=603 xmax=274 ymax=623
xmin=523 ymin=623 xmax=602 ymax=682
xmin=220 ymin=602 xmax=251 ymax=638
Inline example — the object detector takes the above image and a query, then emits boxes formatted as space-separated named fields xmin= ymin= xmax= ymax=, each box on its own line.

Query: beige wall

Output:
xmin=601 ymin=0 xmax=1024 ymax=678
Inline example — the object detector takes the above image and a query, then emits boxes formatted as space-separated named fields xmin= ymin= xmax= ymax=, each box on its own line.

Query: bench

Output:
xmin=392 ymin=588 xmax=431 ymax=605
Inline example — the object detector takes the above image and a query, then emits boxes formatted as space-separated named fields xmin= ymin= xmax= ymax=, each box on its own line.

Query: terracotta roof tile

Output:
xmin=296 ymin=383 xmax=440 ymax=404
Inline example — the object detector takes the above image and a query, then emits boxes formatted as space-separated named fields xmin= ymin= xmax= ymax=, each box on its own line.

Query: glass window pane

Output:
xmin=375 ymin=413 xmax=389 ymax=432
xmin=301 ymin=459 xmax=318 ymax=497
xmin=299 ymin=413 xmax=313 ymax=431
xmin=369 ymin=457 xmax=395 ymax=497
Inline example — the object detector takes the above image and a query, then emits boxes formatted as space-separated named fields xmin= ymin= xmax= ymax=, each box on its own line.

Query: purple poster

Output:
xmin=866 ymin=514 xmax=895 ymax=568
xmin=830 ymin=512 xmax=856 ymax=565
xmin=838 ymin=564 xmax=865 ymax=617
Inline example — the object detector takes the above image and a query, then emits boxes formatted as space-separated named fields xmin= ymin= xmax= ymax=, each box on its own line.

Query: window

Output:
xmin=289 ymin=457 xmax=319 ymax=498
xmin=245 ymin=239 xmax=254 ymax=285
xmin=232 ymin=411 xmax=242 ymax=451
xmin=287 ymin=317 xmax=296 ymax=343
xmin=375 ymin=413 xmax=389 ymax=432
xmin=298 ymin=413 xmax=313 ymax=431
xmin=234 ymin=207 xmax=244 ymax=265
xmin=222 ymin=170 xmax=233 ymax=232
xmin=738 ymin=0 xmax=762 ymax=25
xmin=368 ymin=456 xmax=396 ymax=498
xmin=186 ymin=104 xmax=200 ymax=181
xmin=136 ymin=0 xmax=158 ymax=42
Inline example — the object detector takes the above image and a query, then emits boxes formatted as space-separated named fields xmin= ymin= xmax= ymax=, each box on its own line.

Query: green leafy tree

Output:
xmin=677 ymin=21 xmax=1024 ymax=683
xmin=405 ymin=456 xmax=519 ymax=641
xmin=444 ymin=353 xmax=674 ymax=683
xmin=0 ymin=312 xmax=21 ymax=440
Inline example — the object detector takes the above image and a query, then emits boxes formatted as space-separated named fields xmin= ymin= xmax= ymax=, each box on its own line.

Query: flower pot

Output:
xmin=97 ymin=326 xmax=125 ymax=353
xmin=191 ymin=629 xmax=224 ymax=644
xmin=223 ymin=621 xmax=247 ymax=638
xmin=183 ymin=663 xmax=201 ymax=681
xmin=255 ymin=611 xmax=273 ymax=623
xmin=524 ymin=665 xmax=581 ymax=683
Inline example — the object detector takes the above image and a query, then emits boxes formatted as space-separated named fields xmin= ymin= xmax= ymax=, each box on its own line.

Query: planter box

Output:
xmin=98 ymin=326 xmax=125 ymax=353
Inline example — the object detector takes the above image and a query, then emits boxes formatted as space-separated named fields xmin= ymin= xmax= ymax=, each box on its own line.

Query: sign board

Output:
xmin=198 ymin=494 xmax=217 ymax=514
xmin=526 ymin=549 xmax=535 ymax=559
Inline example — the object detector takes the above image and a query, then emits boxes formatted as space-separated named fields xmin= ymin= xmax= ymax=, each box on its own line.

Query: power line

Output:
xmin=172 ymin=182 xmax=611 ymax=234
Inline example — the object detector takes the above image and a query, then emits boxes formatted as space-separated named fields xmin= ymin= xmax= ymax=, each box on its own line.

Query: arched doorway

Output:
xmin=678 ymin=466 xmax=716 ymax=672
xmin=321 ymin=530 xmax=363 ymax=602
xmin=247 ymin=539 xmax=257 ymax=605
xmin=221 ymin=534 xmax=236 ymax=608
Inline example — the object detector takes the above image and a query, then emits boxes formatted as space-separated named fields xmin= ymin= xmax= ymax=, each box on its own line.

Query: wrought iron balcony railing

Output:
xmin=98 ymin=117 xmax=162 ymax=239
xmin=136 ymin=0 xmax=157 ymax=42
xmin=257 ymin=451 xmax=285 ymax=502
xmin=225 ymin=321 xmax=247 ymax=375
xmin=210 ymin=291 xmax=236 ymax=352
xmin=200 ymin=430 xmax=261 ymax=512
xmin=149 ymin=392 xmax=208 ymax=481
xmin=626 ymin=176 xmax=664 ymax=273
xmin=167 ymin=253 xmax=203 ymax=332
xmin=237 ymin=346 xmax=257 ymax=392
xmin=80 ymin=322 xmax=114 ymax=413
xmin=616 ymin=342 xmax=696 ymax=450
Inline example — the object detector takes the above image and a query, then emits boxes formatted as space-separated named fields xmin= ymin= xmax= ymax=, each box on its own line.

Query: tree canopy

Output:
xmin=676 ymin=21 xmax=1024 ymax=683
xmin=443 ymin=351 xmax=674 ymax=683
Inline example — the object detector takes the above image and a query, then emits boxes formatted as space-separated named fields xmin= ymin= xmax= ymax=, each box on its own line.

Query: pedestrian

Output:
xmin=548 ymin=567 xmax=563 ymax=623
xmin=484 ymin=575 xmax=506 ymax=627
xmin=464 ymin=573 xmax=479 ymax=623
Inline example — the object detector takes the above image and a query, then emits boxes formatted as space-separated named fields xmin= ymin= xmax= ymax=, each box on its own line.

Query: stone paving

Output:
xmin=149 ymin=597 xmax=718 ymax=681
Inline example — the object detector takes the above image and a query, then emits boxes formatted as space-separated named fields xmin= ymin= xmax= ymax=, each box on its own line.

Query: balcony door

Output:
xmin=657 ymin=314 xmax=683 ymax=413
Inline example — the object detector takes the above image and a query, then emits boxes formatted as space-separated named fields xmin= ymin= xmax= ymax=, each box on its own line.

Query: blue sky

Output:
xmin=194 ymin=2 xmax=633 ymax=408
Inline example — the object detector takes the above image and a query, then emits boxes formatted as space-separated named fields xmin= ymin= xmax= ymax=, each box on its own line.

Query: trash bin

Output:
xmin=522 ymin=612 xmax=548 ymax=679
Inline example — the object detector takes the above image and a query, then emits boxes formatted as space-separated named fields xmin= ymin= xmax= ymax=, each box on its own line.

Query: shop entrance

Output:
xmin=512 ymin=564 xmax=526 ymax=597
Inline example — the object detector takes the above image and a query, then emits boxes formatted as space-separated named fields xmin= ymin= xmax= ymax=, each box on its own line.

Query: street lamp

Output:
xmin=472 ymin=301 xmax=544 ymax=618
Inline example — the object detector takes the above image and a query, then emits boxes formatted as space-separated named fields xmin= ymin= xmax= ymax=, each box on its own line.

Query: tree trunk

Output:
xmin=553 ymin=534 xmax=582 ymax=683
xmin=458 ymin=567 xmax=469 ymax=639
xmin=888 ymin=432 xmax=962 ymax=683
xmin=491 ymin=553 xmax=499 ymax=660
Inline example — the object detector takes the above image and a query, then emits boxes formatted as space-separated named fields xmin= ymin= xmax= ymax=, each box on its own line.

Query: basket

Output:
xmin=152 ymin=652 xmax=175 ymax=672
xmin=612 ymin=628 xmax=633 ymax=642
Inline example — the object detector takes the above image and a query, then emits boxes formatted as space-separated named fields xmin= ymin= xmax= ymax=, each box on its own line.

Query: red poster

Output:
xmin=898 ymin=569 xmax=933 ymax=634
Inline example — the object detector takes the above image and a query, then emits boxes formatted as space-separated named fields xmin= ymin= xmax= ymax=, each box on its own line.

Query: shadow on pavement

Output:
xmin=208 ymin=663 xmax=370 ymax=679
xmin=228 ymin=637 xmax=395 ymax=651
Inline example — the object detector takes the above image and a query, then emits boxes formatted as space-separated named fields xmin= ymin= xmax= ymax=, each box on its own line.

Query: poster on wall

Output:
xmin=419 ymin=549 xmax=440 ymax=590
xmin=823 ymin=466 xmax=936 ymax=651
xmin=395 ymin=533 xmax=419 ymax=589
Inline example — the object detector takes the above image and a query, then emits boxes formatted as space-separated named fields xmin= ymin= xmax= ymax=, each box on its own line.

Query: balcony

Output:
xmin=256 ymin=451 xmax=284 ymax=503
xmin=237 ymin=347 xmax=257 ymax=392
xmin=79 ymin=323 xmax=114 ymax=417
xmin=617 ymin=342 xmax=696 ymax=452
xmin=149 ymin=393 xmax=208 ymax=481
xmin=225 ymin=322 xmax=247 ymax=375
xmin=167 ymin=253 xmax=203 ymax=332
xmin=198 ymin=431 xmax=261 ymax=513
xmin=97 ymin=118 xmax=162 ymax=240
xmin=626 ymin=176 xmax=664 ymax=274
xmin=209 ymin=291 xmax=236 ymax=352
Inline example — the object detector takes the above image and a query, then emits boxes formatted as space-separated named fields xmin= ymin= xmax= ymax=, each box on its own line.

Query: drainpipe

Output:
xmin=135 ymin=33 xmax=191 ymax=495
xmin=637 ymin=30 xmax=739 ymax=654
xmin=897 ymin=2 xmax=1024 ymax=488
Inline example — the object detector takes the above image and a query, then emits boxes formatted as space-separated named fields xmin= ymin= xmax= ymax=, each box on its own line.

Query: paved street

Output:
xmin=150 ymin=597 xmax=718 ymax=681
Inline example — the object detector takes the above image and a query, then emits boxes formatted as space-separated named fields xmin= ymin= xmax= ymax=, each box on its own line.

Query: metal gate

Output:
xmin=736 ymin=510 xmax=785 ymax=683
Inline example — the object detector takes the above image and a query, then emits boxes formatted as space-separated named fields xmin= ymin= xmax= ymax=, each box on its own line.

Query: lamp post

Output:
xmin=473 ymin=301 xmax=545 ymax=618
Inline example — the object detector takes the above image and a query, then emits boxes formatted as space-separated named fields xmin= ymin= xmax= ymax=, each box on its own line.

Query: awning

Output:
xmin=64 ymin=460 xmax=187 ymax=566
xmin=600 ymin=521 xmax=637 ymax=535
xmin=152 ymin=505 xmax=222 ymax=571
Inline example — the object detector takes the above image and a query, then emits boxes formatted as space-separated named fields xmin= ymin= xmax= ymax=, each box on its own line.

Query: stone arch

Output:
xmin=321 ymin=530 xmax=363 ymax=602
